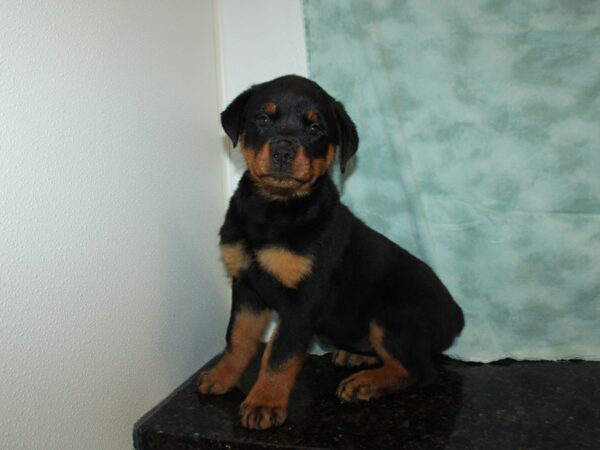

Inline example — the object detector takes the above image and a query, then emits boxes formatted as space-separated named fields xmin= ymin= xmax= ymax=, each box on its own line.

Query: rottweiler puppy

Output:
xmin=198 ymin=75 xmax=464 ymax=430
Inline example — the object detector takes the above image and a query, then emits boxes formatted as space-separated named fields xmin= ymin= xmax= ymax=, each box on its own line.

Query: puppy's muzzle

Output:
xmin=270 ymin=138 xmax=298 ymax=173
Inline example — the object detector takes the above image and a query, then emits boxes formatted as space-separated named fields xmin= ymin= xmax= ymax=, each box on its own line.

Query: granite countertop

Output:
xmin=134 ymin=350 xmax=600 ymax=449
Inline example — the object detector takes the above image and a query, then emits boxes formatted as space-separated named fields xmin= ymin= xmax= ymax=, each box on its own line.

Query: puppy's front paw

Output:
xmin=240 ymin=397 xmax=287 ymax=430
xmin=197 ymin=367 xmax=238 ymax=395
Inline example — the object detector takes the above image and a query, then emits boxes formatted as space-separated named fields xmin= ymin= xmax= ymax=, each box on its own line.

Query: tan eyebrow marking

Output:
xmin=264 ymin=102 xmax=277 ymax=116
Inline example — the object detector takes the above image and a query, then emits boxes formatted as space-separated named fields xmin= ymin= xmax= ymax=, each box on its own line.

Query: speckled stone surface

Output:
xmin=134 ymin=351 xmax=600 ymax=449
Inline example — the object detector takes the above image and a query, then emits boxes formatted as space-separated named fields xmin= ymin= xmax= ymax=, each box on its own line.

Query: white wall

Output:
xmin=0 ymin=1 xmax=229 ymax=449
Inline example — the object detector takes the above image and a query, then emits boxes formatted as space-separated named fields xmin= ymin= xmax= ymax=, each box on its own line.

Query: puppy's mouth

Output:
xmin=260 ymin=173 xmax=306 ymax=188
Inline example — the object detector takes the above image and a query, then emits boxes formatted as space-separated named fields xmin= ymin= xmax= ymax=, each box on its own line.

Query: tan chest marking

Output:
xmin=256 ymin=247 xmax=313 ymax=289
xmin=220 ymin=242 xmax=251 ymax=278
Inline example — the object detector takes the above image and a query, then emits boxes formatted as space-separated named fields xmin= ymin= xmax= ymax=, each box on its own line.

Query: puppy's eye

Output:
xmin=256 ymin=113 xmax=271 ymax=126
xmin=309 ymin=123 xmax=324 ymax=135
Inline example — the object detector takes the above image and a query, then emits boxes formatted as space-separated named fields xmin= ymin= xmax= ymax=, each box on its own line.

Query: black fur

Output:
xmin=219 ymin=75 xmax=463 ymax=392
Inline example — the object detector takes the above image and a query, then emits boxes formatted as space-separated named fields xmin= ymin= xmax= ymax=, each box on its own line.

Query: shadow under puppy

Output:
xmin=198 ymin=75 xmax=464 ymax=430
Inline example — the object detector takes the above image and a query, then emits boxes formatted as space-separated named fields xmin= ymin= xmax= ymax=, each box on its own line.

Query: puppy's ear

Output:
xmin=333 ymin=101 xmax=359 ymax=173
xmin=221 ymin=88 xmax=255 ymax=147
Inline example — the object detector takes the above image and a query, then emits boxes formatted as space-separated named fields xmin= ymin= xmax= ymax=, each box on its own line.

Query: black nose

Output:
xmin=271 ymin=146 xmax=296 ymax=169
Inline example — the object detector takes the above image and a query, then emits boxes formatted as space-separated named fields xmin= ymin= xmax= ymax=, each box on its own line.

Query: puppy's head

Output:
xmin=221 ymin=75 xmax=358 ymax=199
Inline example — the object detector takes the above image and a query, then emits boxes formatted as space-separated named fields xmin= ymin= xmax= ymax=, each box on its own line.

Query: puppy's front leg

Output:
xmin=240 ymin=318 xmax=309 ymax=430
xmin=198 ymin=280 xmax=270 ymax=395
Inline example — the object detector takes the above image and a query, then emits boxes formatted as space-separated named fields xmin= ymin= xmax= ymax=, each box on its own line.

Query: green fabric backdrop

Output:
xmin=303 ymin=0 xmax=600 ymax=361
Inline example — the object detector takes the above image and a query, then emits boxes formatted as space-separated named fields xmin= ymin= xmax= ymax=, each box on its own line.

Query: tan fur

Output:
xmin=256 ymin=246 xmax=313 ymax=289
xmin=198 ymin=309 xmax=271 ymax=395
xmin=240 ymin=325 xmax=304 ymax=429
xmin=369 ymin=323 xmax=410 ymax=378
xmin=310 ymin=144 xmax=335 ymax=179
xmin=241 ymin=141 xmax=336 ymax=201
xmin=337 ymin=323 xmax=411 ymax=402
xmin=242 ymin=143 xmax=271 ymax=184
xmin=220 ymin=242 xmax=251 ymax=278
xmin=264 ymin=102 xmax=277 ymax=116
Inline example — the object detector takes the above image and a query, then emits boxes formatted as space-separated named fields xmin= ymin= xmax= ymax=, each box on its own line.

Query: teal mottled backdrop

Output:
xmin=303 ymin=0 xmax=600 ymax=361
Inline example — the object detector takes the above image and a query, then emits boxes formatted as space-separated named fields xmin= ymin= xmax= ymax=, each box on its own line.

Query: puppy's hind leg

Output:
xmin=337 ymin=322 xmax=419 ymax=402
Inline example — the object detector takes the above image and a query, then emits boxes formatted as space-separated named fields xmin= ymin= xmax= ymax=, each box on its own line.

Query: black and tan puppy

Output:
xmin=198 ymin=75 xmax=464 ymax=430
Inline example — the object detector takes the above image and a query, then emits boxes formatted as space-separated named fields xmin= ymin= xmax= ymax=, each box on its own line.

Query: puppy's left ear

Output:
xmin=333 ymin=101 xmax=359 ymax=173
xmin=221 ymin=88 xmax=255 ymax=147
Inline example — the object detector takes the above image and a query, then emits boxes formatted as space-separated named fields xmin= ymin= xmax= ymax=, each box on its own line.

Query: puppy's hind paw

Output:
xmin=331 ymin=350 xmax=380 ymax=368
xmin=337 ymin=366 xmax=411 ymax=402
